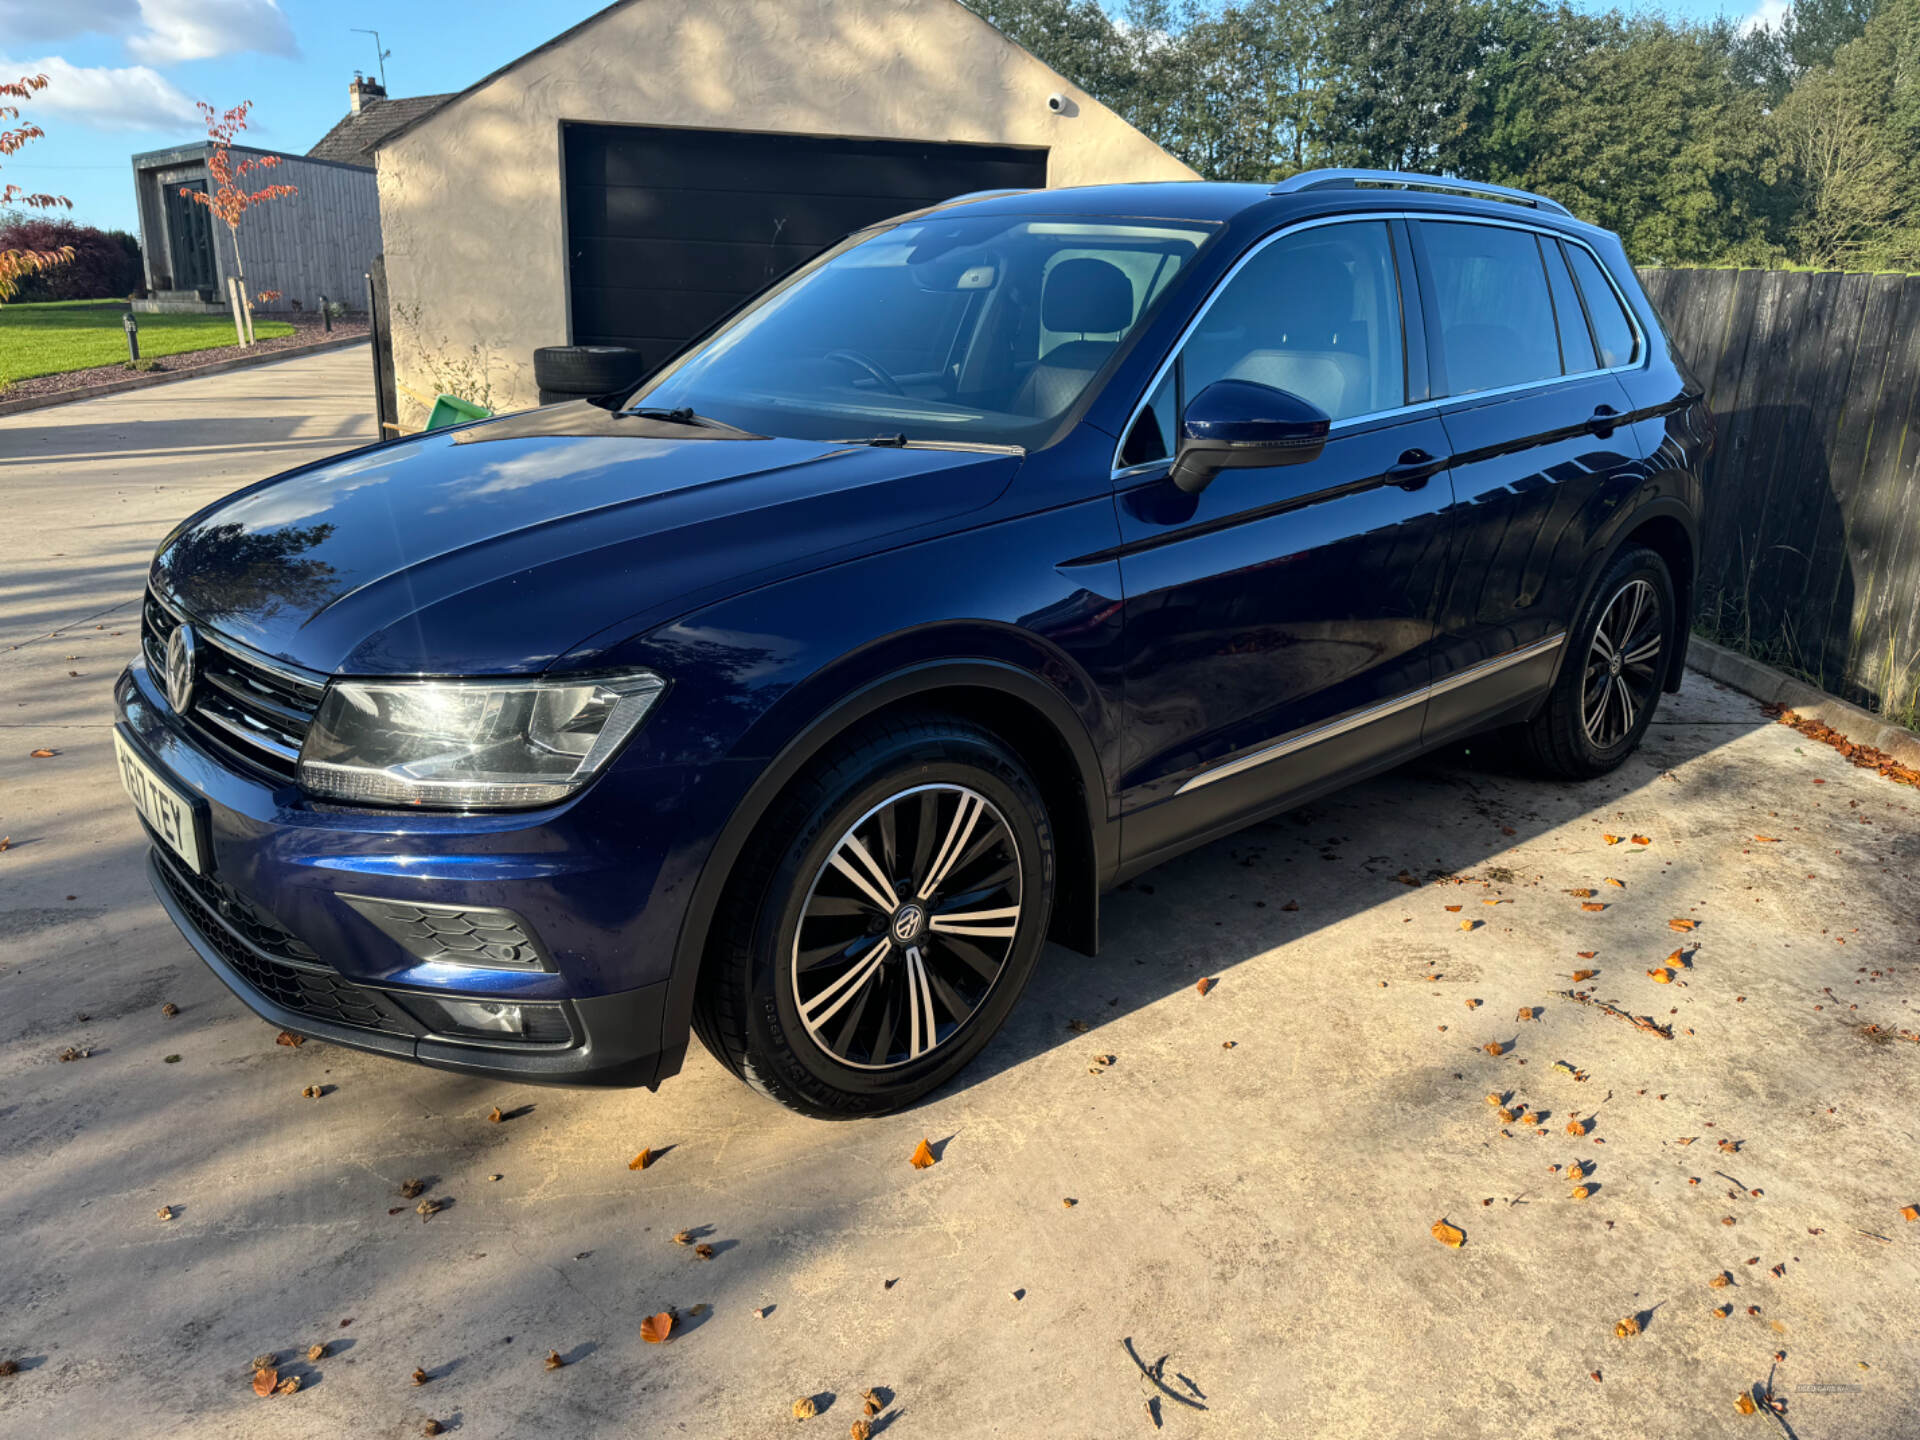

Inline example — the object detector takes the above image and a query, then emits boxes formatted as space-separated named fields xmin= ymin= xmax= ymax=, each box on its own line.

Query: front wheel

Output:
xmin=1520 ymin=545 xmax=1674 ymax=779
xmin=693 ymin=716 xmax=1056 ymax=1118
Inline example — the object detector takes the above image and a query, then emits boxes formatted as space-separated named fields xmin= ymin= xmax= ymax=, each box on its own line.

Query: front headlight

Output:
xmin=298 ymin=671 xmax=666 ymax=809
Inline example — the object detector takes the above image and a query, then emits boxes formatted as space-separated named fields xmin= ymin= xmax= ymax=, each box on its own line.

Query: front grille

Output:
xmin=143 ymin=592 xmax=325 ymax=781
xmin=152 ymin=849 xmax=415 ymax=1038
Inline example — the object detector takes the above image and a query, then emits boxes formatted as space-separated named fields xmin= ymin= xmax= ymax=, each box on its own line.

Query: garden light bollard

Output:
xmin=319 ymin=294 xmax=331 ymax=334
xmin=122 ymin=311 xmax=139 ymax=364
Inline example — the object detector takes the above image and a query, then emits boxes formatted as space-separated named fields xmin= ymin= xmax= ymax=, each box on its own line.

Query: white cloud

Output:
xmin=0 ymin=0 xmax=297 ymax=63
xmin=0 ymin=53 xmax=199 ymax=132
xmin=1739 ymin=0 xmax=1791 ymax=37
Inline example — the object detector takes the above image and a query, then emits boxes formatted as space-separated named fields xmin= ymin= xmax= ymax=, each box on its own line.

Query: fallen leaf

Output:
xmin=29 ymin=749 xmax=56 ymax=759
xmin=488 ymin=1106 xmax=503 ymax=1124
xmin=863 ymin=1390 xmax=883 ymax=1418
xmin=1567 ymin=888 xmax=1595 ymax=898
xmin=1062 ymin=1198 xmax=1076 ymax=1209
xmin=275 ymin=1030 xmax=304 ymax=1047
xmin=399 ymin=1178 xmax=425 ymax=1199
xmin=1649 ymin=969 xmax=1674 ymax=984
xmin=793 ymin=1395 xmax=818 ymax=1420
xmin=1614 ymin=1316 xmax=1641 ymax=1338
xmin=1580 ymin=902 xmax=1607 ymax=912
xmin=253 ymin=1368 xmax=278 ymax=1397
xmin=1630 ymin=834 xmax=1652 ymax=846
xmin=1710 ymin=1271 xmax=1732 ymax=1289
xmin=1465 ymin=998 xmax=1482 ymax=1010
xmin=1484 ymin=1040 xmax=1508 ymax=1056
xmin=276 ymin=1376 xmax=300 ymax=1395
xmin=629 ymin=1148 xmax=653 ymax=1171
xmin=1669 ymin=918 xmax=1698 ymax=932
xmin=161 ymin=1002 xmax=179 ymax=1017
xmin=1485 ymin=1092 xmax=1503 ymax=1105
xmin=1736 ymin=1394 xmax=1757 ymax=1415
xmin=1066 ymin=1018 xmax=1090 ymax=1033
xmin=1754 ymin=835 xmax=1781 ymax=843
xmin=1461 ymin=918 xmax=1478 ymax=930
xmin=1431 ymin=1219 xmax=1465 ymax=1248
xmin=851 ymin=1423 xmax=872 ymax=1440
xmin=307 ymin=1344 xmax=327 ymax=1362
xmin=544 ymin=1350 xmax=565 ymax=1370
xmin=695 ymin=1243 xmax=716 ymax=1260
xmin=415 ymin=1198 xmax=442 ymax=1221
xmin=424 ymin=1423 xmax=444 ymax=1437
xmin=1195 ymin=976 xmax=1215 ymax=997
xmin=640 ymin=1311 xmax=673 ymax=1344
xmin=1605 ymin=878 xmax=1625 ymax=888
xmin=1901 ymin=1205 xmax=1918 ymax=1222
xmin=303 ymin=1084 xmax=322 ymax=1099
xmin=753 ymin=1307 xmax=769 ymax=1320
xmin=1571 ymin=1185 xmax=1593 ymax=1200
xmin=412 ymin=1368 xmax=429 ymax=1387
xmin=252 ymin=1354 xmax=276 ymax=1371
xmin=1571 ymin=969 xmax=1597 ymax=983
xmin=1603 ymin=834 xmax=1622 ymax=845
xmin=1567 ymin=1117 xmax=1592 ymax=1136
xmin=156 ymin=1205 xmax=173 ymax=1221
xmin=1445 ymin=904 xmax=1463 ymax=912
xmin=1221 ymin=1040 xmax=1236 ymax=1049
xmin=909 ymin=1137 xmax=937 ymax=1169
xmin=1589 ymin=1371 xmax=1602 ymax=1382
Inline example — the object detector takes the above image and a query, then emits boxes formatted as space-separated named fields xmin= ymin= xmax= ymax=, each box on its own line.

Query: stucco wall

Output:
xmin=374 ymin=0 xmax=1196 ymax=423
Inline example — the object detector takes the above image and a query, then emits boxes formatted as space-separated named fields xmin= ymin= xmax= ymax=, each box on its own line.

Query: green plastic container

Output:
xmin=423 ymin=393 xmax=493 ymax=431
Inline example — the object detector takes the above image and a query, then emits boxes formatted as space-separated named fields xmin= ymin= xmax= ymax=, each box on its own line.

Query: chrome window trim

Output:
xmin=1173 ymin=633 xmax=1566 ymax=795
xmin=1109 ymin=210 xmax=1647 ymax=479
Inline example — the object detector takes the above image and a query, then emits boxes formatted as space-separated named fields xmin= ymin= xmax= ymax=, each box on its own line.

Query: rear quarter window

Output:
xmin=1565 ymin=244 xmax=1640 ymax=369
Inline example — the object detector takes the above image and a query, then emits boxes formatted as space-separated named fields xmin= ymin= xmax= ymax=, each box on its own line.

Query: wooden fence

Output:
xmin=1638 ymin=266 xmax=1920 ymax=720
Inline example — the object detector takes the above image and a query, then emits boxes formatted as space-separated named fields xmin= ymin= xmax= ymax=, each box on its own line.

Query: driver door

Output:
xmin=1111 ymin=218 xmax=1458 ymax=865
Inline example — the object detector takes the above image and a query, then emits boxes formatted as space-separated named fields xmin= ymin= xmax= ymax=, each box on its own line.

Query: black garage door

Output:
xmin=562 ymin=123 xmax=1048 ymax=360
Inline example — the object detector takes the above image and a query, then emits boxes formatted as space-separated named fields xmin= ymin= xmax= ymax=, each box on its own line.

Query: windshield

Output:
xmin=629 ymin=214 xmax=1215 ymax=447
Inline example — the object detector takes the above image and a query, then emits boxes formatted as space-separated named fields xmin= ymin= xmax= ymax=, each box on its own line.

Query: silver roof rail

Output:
xmin=1271 ymin=169 xmax=1573 ymax=219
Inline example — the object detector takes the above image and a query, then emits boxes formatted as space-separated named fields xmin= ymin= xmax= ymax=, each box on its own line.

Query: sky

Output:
xmin=4 ymin=0 xmax=1785 ymax=238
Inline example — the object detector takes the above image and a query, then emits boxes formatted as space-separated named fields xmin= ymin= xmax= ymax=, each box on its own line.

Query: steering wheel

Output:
xmin=823 ymin=349 xmax=905 ymax=396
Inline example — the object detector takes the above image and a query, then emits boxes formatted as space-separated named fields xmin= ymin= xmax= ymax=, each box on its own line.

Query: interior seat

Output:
xmin=1014 ymin=258 xmax=1135 ymax=417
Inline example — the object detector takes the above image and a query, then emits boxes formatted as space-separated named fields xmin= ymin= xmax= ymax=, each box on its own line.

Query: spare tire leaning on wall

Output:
xmin=533 ymin=345 xmax=646 ymax=405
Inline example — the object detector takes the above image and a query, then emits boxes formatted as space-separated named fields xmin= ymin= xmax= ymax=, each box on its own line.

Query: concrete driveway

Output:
xmin=3 ymin=349 xmax=1918 ymax=1439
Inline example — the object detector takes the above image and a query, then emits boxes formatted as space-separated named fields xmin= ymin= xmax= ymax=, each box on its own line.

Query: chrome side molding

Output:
xmin=1175 ymin=633 xmax=1567 ymax=795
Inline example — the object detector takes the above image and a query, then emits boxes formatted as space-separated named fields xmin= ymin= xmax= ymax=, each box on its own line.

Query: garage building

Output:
xmin=371 ymin=0 xmax=1194 ymax=423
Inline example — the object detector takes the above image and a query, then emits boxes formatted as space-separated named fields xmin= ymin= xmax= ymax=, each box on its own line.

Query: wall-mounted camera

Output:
xmin=1046 ymin=92 xmax=1069 ymax=114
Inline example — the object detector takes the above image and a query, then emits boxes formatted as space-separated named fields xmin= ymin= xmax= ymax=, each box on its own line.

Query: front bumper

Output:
xmin=118 ymin=659 xmax=692 ymax=1086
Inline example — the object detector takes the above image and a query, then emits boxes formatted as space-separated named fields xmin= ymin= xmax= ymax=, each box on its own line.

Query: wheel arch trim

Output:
xmin=651 ymin=657 xmax=1114 ymax=1085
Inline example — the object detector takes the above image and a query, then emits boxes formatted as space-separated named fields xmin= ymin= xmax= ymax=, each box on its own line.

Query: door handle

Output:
xmin=1385 ymin=448 xmax=1447 ymax=490
xmin=1586 ymin=404 xmax=1621 ymax=436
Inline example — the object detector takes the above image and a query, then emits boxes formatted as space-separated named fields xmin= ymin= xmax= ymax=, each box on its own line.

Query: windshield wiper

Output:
xmin=620 ymin=405 xmax=721 ymax=427
xmin=831 ymin=434 xmax=1025 ymax=454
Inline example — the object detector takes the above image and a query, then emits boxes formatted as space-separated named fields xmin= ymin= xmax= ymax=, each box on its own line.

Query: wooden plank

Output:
xmin=1700 ymin=269 xmax=1775 ymax=623
xmin=1793 ymin=272 xmax=1872 ymax=689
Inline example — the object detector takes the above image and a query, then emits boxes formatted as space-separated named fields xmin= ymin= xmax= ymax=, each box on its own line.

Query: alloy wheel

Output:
xmin=1581 ymin=578 xmax=1663 ymax=749
xmin=790 ymin=783 xmax=1023 ymax=1070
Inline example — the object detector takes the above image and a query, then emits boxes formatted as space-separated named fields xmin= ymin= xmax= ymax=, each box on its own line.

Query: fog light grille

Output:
xmin=343 ymin=895 xmax=553 ymax=971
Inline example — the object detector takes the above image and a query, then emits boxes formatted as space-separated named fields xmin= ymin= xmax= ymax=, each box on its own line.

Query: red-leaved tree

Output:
xmin=178 ymin=100 xmax=297 ymax=341
xmin=1 ymin=74 xmax=75 ymax=303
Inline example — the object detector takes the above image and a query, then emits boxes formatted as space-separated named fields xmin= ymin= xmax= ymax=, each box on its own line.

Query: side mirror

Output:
xmin=1170 ymin=379 xmax=1331 ymax=495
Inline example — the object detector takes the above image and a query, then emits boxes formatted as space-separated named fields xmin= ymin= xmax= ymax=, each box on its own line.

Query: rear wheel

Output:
xmin=1520 ymin=545 xmax=1674 ymax=779
xmin=693 ymin=716 xmax=1055 ymax=1118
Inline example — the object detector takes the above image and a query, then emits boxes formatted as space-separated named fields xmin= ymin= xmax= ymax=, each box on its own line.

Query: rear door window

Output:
xmin=1542 ymin=241 xmax=1598 ymax=374
xmin=1420 ymin=222 xmax=1562 ymax=396
xmin=1565 ymin=244 xmax=1640 ymax=369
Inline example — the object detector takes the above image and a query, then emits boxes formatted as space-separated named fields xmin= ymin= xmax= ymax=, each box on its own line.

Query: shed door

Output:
xmin=562 ymin=123 xmax=1048 ymax=361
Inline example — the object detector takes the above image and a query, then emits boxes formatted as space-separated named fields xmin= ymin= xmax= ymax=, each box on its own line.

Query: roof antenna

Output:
xmin=351 ymin=28 xmax=391 ymax=89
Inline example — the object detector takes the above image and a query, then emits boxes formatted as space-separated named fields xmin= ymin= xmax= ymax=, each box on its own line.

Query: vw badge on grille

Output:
xmin=165 ymin=623 xmax=198 ymax=713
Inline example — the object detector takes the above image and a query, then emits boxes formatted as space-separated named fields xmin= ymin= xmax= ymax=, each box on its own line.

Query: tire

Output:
xmin=1520 ymin=545 xmax=1675 ymax=779
xmin=693 ymin=715 xmax=1056 ymax=1118
xmin=531 ymin=345 xmax=646 ymax=396
xmin=536 ymin=388 xmax=577 ymax=406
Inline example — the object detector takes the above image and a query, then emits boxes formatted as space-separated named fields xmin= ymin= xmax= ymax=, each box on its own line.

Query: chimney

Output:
xmin=349 ymin=73 xmax=387 ymax=114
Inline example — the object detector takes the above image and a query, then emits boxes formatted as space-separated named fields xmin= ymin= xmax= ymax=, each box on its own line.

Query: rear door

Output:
xmin=1112 ymin=218 xmax=1456 ymax=865
xmin=1409 ymin=218 xmax=1646 ymax=740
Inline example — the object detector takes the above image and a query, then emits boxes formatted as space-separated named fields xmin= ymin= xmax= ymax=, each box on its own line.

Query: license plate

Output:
xmin=114 ymin=729 xmax=206 ymax=874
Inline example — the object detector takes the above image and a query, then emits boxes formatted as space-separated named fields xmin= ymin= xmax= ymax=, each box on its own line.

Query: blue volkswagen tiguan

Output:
xmin=114 ymin=171 xmax=1710 ymax=1117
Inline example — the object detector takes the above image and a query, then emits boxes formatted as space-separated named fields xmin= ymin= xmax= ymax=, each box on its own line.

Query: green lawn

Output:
xmin=0 ymin=298 xmax=294 ymax=384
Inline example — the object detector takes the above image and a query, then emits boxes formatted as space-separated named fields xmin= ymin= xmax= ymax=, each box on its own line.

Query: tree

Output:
xmin=0 ymin=219 xmax=141 ymax=301
xmin=0 ymin=74 xmax=74 ymax=304
xmin=177 ymin=100 xmax=297 ymax=343
xmin=1324 ymin=0 xmax=1493 ymax=173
